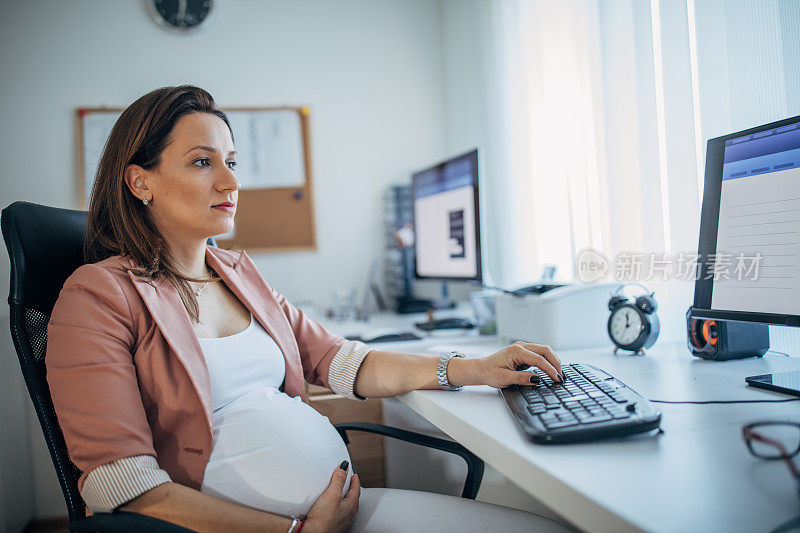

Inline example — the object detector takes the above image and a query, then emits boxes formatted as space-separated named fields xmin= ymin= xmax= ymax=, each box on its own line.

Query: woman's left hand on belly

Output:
xmin=304 ymin=462 xmax=360 ymax=533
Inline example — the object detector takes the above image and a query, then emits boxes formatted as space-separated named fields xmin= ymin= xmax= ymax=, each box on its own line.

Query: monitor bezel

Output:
xmin=692 ymin=114 xmax=800 ymax=327
xmin=411 ymin=148 xmax=483 ymax=283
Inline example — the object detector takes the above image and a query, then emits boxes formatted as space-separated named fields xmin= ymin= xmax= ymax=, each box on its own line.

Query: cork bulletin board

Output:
xmin=77 ymin=106 xmax=317 ymax=253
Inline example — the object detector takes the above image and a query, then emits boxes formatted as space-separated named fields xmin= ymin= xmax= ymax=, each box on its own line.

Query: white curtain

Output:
xmin=475 ymin=0 xmax=708 ymax=289
xmin=473 ymin=0 xmax=609 ymax=287
xmin=441 ymin=0 xmax=800 ymax=342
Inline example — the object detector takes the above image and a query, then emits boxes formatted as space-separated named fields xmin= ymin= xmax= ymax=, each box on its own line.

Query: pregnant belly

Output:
xmin=199 ymin=387 xmax=353 ymax=519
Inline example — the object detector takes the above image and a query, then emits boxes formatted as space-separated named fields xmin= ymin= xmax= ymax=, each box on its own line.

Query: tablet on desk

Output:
xmin=745 ymin=371 xmax=800 ymax=397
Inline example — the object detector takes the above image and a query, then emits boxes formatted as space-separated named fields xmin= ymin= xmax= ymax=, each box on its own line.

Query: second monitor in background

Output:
xmin=412 ymin=149 xmax=482 ymax=312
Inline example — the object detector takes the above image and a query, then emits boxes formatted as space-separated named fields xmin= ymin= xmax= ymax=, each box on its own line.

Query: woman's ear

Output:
xmin=123 ymin=164 xmax=151 ymax=203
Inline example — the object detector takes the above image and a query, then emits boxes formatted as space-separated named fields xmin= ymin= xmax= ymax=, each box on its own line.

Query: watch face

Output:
xmin=151 ymin=0 xmax=213 ymax=31
xmin=609 ymin=305 xmax=645 ymax=347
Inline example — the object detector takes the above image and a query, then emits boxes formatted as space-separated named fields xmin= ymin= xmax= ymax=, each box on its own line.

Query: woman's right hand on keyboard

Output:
xmin=464 ymin=341 xmax=564 ymax=387
xmin=304 ymin=461 xmax=360 ymax=533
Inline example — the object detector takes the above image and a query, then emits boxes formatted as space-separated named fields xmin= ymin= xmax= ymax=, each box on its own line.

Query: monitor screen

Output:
xmin=693 ymin=115 xmax=800 ymax=326
xmin=411 ymin=149 xmax=482 ymax=281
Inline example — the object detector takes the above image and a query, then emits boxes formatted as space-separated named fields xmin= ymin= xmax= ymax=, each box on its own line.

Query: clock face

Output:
xmin=609 ymin=305 xmax=645 ymax=347
xmin=151 ymin=0 xmax=213 ymax=31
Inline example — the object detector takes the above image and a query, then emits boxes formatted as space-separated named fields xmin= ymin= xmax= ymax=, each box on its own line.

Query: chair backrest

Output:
xmin=2 ymin=201 xmax=91 ymax=522
xmin=1 ymin=201 xmax=216 ymax=522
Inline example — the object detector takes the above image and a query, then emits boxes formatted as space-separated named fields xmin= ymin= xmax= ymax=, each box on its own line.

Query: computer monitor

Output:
xmin=411 ymin=149 xmax=482 ymax=286
xmin=693 ymin=114 xmax=800 ymax=324
xmin=693 ymin=114 xmax=800 ymax=396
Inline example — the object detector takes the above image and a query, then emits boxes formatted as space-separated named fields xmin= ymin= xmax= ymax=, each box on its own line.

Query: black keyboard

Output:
xmin=502 ymin=363 xmax=662 ymax=444
xmin=414 ymin=317 xmax=477 ymax=331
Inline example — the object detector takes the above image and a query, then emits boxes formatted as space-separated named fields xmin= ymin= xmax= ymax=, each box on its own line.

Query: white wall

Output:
xmin=0 ymin=0 xmax=448 ymax=522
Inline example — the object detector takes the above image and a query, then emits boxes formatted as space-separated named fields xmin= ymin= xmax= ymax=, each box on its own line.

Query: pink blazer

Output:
xmin=45 ymin=245 xmax=347 ymax=511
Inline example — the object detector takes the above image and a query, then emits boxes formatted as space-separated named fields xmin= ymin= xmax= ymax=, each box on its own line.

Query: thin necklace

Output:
xmin=194 ymin=266 xmax=217 ymax=297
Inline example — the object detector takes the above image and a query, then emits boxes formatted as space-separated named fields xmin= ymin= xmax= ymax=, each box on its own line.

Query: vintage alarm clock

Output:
xmin=607 ymin=283 xmax=660 ymax=354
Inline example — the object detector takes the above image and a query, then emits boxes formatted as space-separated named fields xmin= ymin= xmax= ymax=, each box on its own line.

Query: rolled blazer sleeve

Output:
xmin=46 ymin=264 xmax=171 ymax=513
xmin=242 ymin=251 xmax=373 ymax=400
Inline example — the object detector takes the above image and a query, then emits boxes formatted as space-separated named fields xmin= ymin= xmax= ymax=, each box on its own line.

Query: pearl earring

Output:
xmin=142 ymin=198 xmax=149 ymax=206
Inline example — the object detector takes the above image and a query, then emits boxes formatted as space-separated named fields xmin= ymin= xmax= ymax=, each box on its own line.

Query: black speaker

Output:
xmin=686 ymin=308 xmax=769 ymax=360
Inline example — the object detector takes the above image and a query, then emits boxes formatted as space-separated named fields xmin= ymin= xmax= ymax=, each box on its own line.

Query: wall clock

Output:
xmin=148 ymin=0 xmax=214 ymax=33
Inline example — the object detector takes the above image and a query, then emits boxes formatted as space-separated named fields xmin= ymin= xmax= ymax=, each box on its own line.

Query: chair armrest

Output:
xmin=70 ymin=511 xmax=197 ymax=532
xmin=333 ymin=422 xmax=484 ymax=499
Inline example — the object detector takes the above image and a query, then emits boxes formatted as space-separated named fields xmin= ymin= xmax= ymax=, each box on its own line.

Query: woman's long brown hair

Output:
xmin=86 ymin=85 xmax=233 ymax=322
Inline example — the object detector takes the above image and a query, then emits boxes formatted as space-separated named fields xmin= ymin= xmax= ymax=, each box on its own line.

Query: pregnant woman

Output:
xmin=46 ymin=85 xmax=571 ymax=532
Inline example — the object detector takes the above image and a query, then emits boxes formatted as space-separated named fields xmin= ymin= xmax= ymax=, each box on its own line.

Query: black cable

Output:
xmin=768 ymin=349 xmax=794 ymax=357
xmin=651 ymin=397 xmax=800 ymax=405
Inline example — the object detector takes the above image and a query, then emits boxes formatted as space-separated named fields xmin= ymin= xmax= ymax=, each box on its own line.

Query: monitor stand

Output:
xmin=395 ymin=281 xmax=456 ymax=314
xmin=396 ymin=295 xmax=434 ymax=314
xmin=431 ymin=281 xmax=456 ymax=310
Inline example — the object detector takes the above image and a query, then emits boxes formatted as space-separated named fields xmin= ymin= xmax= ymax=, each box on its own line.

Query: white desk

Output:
xmin=323 ymin=312 xmax=800 ymax=533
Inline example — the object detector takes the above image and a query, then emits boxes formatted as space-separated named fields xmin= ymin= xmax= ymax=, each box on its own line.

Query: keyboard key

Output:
xmin=581 ymin=414 xmax=613 ymax=423
xmin=543 ymin=420 xmax=579 ymax=428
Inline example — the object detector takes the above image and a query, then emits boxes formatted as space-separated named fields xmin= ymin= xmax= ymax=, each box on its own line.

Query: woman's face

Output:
xmin=131 ymin=112 xmax=240 ymax=244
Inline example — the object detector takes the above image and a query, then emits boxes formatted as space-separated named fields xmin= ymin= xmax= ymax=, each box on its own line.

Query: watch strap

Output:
xmin=437 ymin=351 xmax=467 ymax=390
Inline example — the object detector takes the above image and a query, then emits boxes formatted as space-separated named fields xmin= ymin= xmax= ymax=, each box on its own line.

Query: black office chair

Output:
xmin=2 ymin=201 xmax=484 ymax=533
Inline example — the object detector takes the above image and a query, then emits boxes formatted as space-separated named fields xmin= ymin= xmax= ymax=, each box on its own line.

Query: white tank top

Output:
xmin=197 ymin=313 xmax=353 ymax=518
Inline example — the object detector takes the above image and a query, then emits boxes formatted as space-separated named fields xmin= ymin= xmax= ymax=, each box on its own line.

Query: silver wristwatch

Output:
xmin=437 ymin=351 xmax=467 ymax=391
